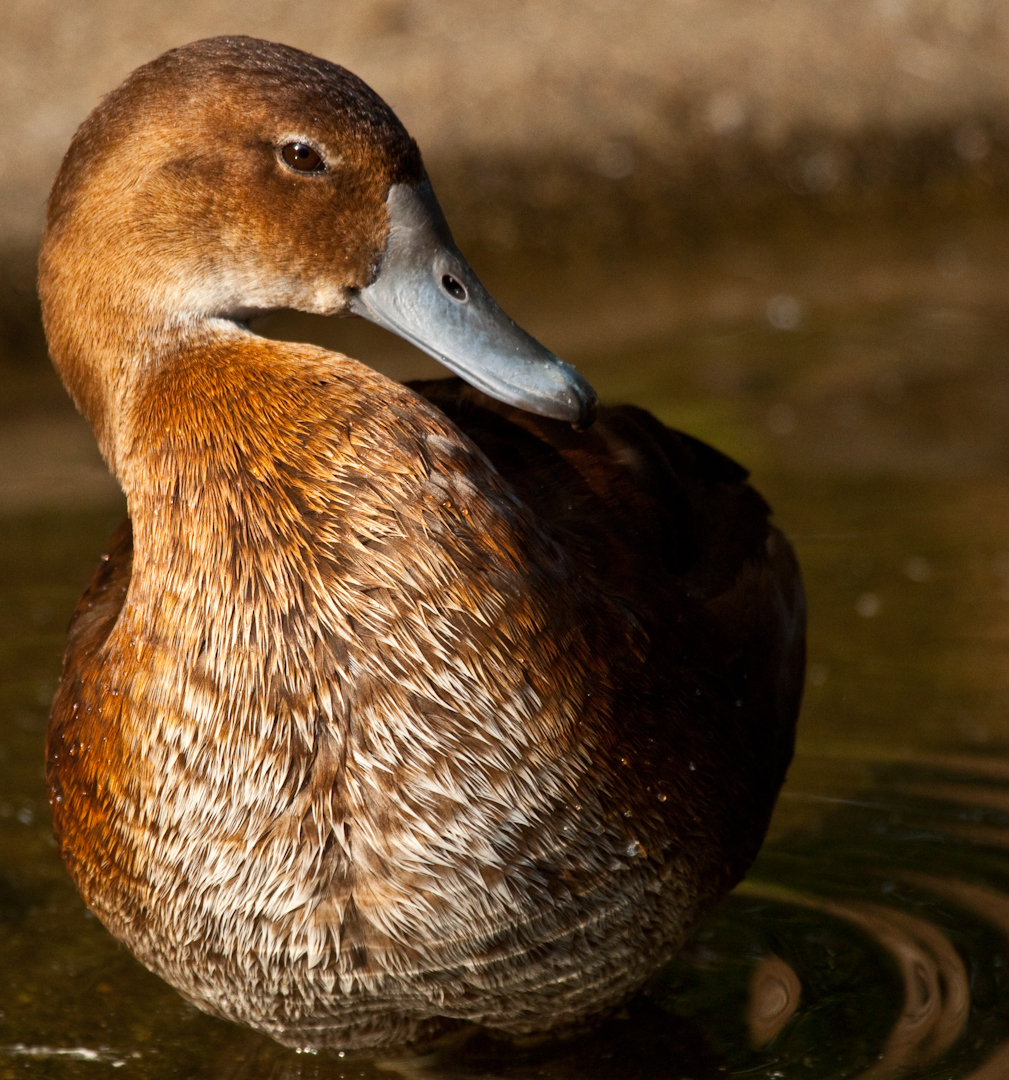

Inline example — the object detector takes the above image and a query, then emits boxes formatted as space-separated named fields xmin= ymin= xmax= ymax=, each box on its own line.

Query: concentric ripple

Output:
xmin=638 ymin=750 xmax=1009 ymax=1080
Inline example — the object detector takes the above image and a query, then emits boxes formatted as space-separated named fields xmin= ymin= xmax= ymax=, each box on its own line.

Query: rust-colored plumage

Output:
xmin=39 ymin=37 xmax=804 ymax=1051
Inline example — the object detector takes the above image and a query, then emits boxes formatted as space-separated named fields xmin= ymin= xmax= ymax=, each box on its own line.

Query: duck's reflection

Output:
xmin=192 ymin=998 xmax=721 ymax=1080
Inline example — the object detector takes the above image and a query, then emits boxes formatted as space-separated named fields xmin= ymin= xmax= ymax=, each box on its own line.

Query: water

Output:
xmin=4 ymin=209 xmax=1009 ymax=1077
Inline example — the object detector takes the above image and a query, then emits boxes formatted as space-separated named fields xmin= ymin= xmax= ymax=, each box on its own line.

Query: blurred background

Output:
xmin=3 ymin=0 xmax=1009 ymax=509
xmin=3 ymin=0 xmax=1009 ymax=250
xmin=7 ymin=3 xmax=1009 ymax=1079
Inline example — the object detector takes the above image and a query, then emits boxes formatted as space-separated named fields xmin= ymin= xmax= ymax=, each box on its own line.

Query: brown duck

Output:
xmin=38 ymin=36 xmax=805 ymax=1052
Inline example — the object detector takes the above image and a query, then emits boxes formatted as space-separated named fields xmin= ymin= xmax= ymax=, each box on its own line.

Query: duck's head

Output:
xmin=39 ymin=36 xmax=596 ymax=471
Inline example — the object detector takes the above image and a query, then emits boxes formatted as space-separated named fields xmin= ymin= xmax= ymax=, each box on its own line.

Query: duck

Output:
xmin=38 ymin=36 xmax=805 ymax=1052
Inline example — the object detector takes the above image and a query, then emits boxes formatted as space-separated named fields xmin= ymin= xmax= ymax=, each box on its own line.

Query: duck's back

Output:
xmin=412 ymin=379 xmax=804 ymax=863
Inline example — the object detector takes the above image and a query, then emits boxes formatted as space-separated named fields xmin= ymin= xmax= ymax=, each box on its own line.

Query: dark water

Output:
xmin=5 ymin=212 xmax=1009 ymax=1078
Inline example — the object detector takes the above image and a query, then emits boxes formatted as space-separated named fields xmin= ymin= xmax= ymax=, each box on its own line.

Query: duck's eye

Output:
xmin=441 ymin=274 xmax=468 ymax=302
xmin=281 ymin=143 xmax=325 ymax=173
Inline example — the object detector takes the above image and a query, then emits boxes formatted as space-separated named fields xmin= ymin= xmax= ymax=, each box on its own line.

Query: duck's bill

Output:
xmin=348 ymin=181 xmax=597 ymax=429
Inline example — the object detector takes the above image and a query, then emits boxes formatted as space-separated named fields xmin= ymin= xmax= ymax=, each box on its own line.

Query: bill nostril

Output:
xmin=441 ymin=274 xmax=467 ymax=302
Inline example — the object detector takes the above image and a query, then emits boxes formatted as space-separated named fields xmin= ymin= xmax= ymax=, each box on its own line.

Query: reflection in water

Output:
xmin=738 ymin=878 xmax=971 ymax=1076
xmin=6 ymin=216 xmax=1009 ymax=1077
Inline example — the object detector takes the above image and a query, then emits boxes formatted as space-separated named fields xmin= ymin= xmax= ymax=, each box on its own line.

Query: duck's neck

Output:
xmin=38 ymin=203 xmax=348 ymax=482
xmin=120 ymin=326 xmax=363 ymax=587
xmin=40 ymin=251 xmax=279 ymax=484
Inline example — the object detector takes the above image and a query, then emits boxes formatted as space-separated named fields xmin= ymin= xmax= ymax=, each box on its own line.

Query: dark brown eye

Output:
xmin=281 ymin=142 xmax=325 ymax=173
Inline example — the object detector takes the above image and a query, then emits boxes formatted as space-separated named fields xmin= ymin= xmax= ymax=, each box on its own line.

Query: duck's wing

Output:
xmin=410 ymin=377 xmax=805 ymax=872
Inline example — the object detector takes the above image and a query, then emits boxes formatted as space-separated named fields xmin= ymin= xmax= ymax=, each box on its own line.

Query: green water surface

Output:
xmin=5 ymin=211 xmax=1009 ymax=1078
